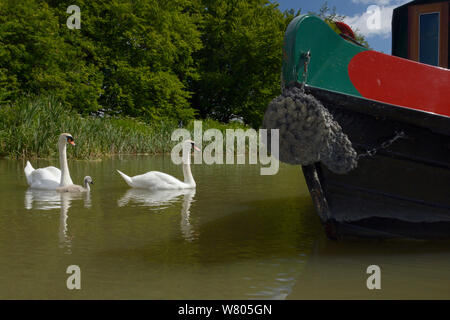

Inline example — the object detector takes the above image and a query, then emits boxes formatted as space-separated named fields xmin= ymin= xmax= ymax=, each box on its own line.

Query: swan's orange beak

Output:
xmin=193 ymin=145 xmax=201 ymax=152
xmin=69 ymin=141 xmax=76 ymax=146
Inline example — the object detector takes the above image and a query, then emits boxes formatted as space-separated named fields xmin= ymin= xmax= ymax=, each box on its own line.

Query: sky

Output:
xmin=275 ymin=0 xmax=411 ymax=54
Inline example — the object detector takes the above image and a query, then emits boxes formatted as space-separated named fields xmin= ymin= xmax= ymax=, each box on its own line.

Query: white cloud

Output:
xmin=344 ymin=1 xmax=409 ymax=38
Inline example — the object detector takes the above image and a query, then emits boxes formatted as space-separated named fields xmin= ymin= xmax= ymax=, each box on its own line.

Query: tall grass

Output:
xmin=0 ymin=96 xmax=248 ymax=159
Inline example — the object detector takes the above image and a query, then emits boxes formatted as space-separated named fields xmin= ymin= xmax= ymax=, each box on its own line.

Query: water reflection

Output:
xmin=180 ymin=190 xmax=196 ymax=242
xmin=1 ymin=156 xmax=446 ymax=299
xmin=118 ymin=188 xmax=197 ymax=241
xmin=24 ymin=189 xmax=91 ymax=252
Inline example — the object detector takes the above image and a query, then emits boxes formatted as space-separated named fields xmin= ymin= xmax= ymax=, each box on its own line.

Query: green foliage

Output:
xmin=190 ymin=0 xmax=287 ymax=128
xmin=67 ymin=0 xmax=202 ymax=121
xmin=0 ymin=96 xmax=247 ymax=159
xmin=189 ymin=1 xmax=370 ymax=127
xmin=0 ymin=96 xmax=165 ymax=158
xmin=0 ymin=0 xmax=102 ymax=111
xmin=315 ymin=2 xmax=371 ymax=49
xmin=0 ymin=0 xmax=201 ymax=121
xmin=0 ymin=0 xmax=371 ymax=136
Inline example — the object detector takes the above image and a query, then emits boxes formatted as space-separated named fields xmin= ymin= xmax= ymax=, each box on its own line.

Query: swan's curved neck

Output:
xmin=84 ymin=181 xmax=90 ymax=192
xmin=59 ymin=142 xmax=73 ymax=187
xmin=182 ymin=153 xmax=195 ymax=187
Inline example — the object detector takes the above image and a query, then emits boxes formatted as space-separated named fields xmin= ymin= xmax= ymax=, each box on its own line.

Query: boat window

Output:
xmin=419 ymin=12 xmax=440 ymax=66
xmin=407 ymin=2 xmax=448 ymax=69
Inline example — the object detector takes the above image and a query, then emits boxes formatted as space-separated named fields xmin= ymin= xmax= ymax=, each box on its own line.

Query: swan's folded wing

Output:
xmin=30 ymin=167 xmax=61 ymax=186
xmin=29 ymin=178 xmax=60 ymax=190
xmin=42 ymin=166 xmax=61 ymax=179
xmin=131 ymin=171 xmax=185 ymax=189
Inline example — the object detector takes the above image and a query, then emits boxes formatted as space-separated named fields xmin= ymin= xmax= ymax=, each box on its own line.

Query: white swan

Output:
xmin=24 ymin=133 xmax=76 ymax=190
xmin=117 ymin=140 xmax=200 ymax=190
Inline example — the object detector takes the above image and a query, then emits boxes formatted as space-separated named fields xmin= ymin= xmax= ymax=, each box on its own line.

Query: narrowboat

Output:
xmin=281 ymin=0 xmax=450 ymax=239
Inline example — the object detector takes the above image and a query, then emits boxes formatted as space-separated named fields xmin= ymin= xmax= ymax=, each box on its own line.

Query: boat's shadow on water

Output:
xmin=24 ymin=189 xmax=91 ymax=253
xmin=287 ymin=234 xmax=450 ymax=299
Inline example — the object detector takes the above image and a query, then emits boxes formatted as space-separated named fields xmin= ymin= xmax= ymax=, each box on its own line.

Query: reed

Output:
xmin=0 ymin=96 xmax=247 ymax=159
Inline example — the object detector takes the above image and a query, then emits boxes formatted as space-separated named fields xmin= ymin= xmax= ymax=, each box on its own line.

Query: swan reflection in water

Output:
xmin=24 ymin=189 xmax=91 ymax=252
xmin=118 ymin=189 xmax=197 ymax=241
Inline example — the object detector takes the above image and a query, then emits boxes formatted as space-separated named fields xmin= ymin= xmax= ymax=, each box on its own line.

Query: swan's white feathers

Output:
xmin=117 ymin=170 xmax=133 ymax=187
xmin=123 ymin=171 xmax=190 ymax=190
xmin=24 ymin=161 xmax=34 ymax=185
xmin=117 ymin=140 xmax=197 ymax=190
xmin=28 ymin=178 xmax=60 ymax=190
xmin=24 ymin=133 xmax=92 ymax=192
xmin=42 ymin=166 xmax=61 ymax=178
xmin=25 ymin=163 xmax=62 ymax=190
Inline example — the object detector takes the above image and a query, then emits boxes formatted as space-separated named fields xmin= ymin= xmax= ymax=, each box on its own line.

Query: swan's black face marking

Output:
xmin=66 ymin=136 xmax=75 ymax=146
xmin=190 ymin=142 xmax=201 ymax=152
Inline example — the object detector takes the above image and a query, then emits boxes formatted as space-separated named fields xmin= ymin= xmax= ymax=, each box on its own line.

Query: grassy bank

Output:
xmin=0 ymin=96 xmax=247 ymax=160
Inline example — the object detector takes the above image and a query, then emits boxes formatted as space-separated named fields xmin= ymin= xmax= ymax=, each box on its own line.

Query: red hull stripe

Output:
xmin=348 ymin=51 xmax=450 ymax=117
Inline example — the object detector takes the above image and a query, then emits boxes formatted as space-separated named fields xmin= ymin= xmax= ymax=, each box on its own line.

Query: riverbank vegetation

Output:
xmin=0 ymin=96 xmax=246 ymax=159
xmin=0 ymin=1 xmax=367 ymax=159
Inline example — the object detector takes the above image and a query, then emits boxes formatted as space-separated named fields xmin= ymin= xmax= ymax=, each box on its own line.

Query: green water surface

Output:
xmin=0 ymin=156 xmax=448 ymax=299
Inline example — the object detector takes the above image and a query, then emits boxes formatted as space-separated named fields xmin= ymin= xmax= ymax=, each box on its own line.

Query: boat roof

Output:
xmin=394 ymin=0 xmax=449 ymax=11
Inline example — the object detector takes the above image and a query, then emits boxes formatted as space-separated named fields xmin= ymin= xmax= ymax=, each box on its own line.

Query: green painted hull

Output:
xmin=282 ymin=15 xmax=450 ymax=240
xmin=282 ymin=14 xmax=366 ymax=97
xmin=282 ymin=14 xmax=450 ymax=117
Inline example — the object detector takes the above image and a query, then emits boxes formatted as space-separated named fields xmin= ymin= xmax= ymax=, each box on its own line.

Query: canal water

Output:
xmin=0 ymin=156 xmax=449 ymax=299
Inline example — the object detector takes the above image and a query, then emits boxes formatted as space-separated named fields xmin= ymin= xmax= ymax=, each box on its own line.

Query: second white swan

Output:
xmin=117 ymin=140 xmax=200 ymax=190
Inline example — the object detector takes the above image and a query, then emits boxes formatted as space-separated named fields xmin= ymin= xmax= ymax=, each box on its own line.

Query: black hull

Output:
xmin=302 ymin=86 xmax=450 ymax=240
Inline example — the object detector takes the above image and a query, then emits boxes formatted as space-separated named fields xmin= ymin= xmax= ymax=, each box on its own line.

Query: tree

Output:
xmin=190 ymin=0 xmax=288 ymax=127
xmin=314 ymin=2 xmax=371 ymax=48
xmin=190 ymin=1 xmax=370 ymax=128
xmin=0 ymin=0 xmax=203 ymax=122
xmin=48 ymin=0 xmax=203 ymax=121
xmin=0 ymin=0 xmax=371 ymax=126
xmin=0 ymin=0 xmax=102 ymax=112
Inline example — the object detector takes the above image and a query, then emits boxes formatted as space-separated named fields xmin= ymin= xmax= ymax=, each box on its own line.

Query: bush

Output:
xmin=0 ymin=96 xmax=248 ymax=159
